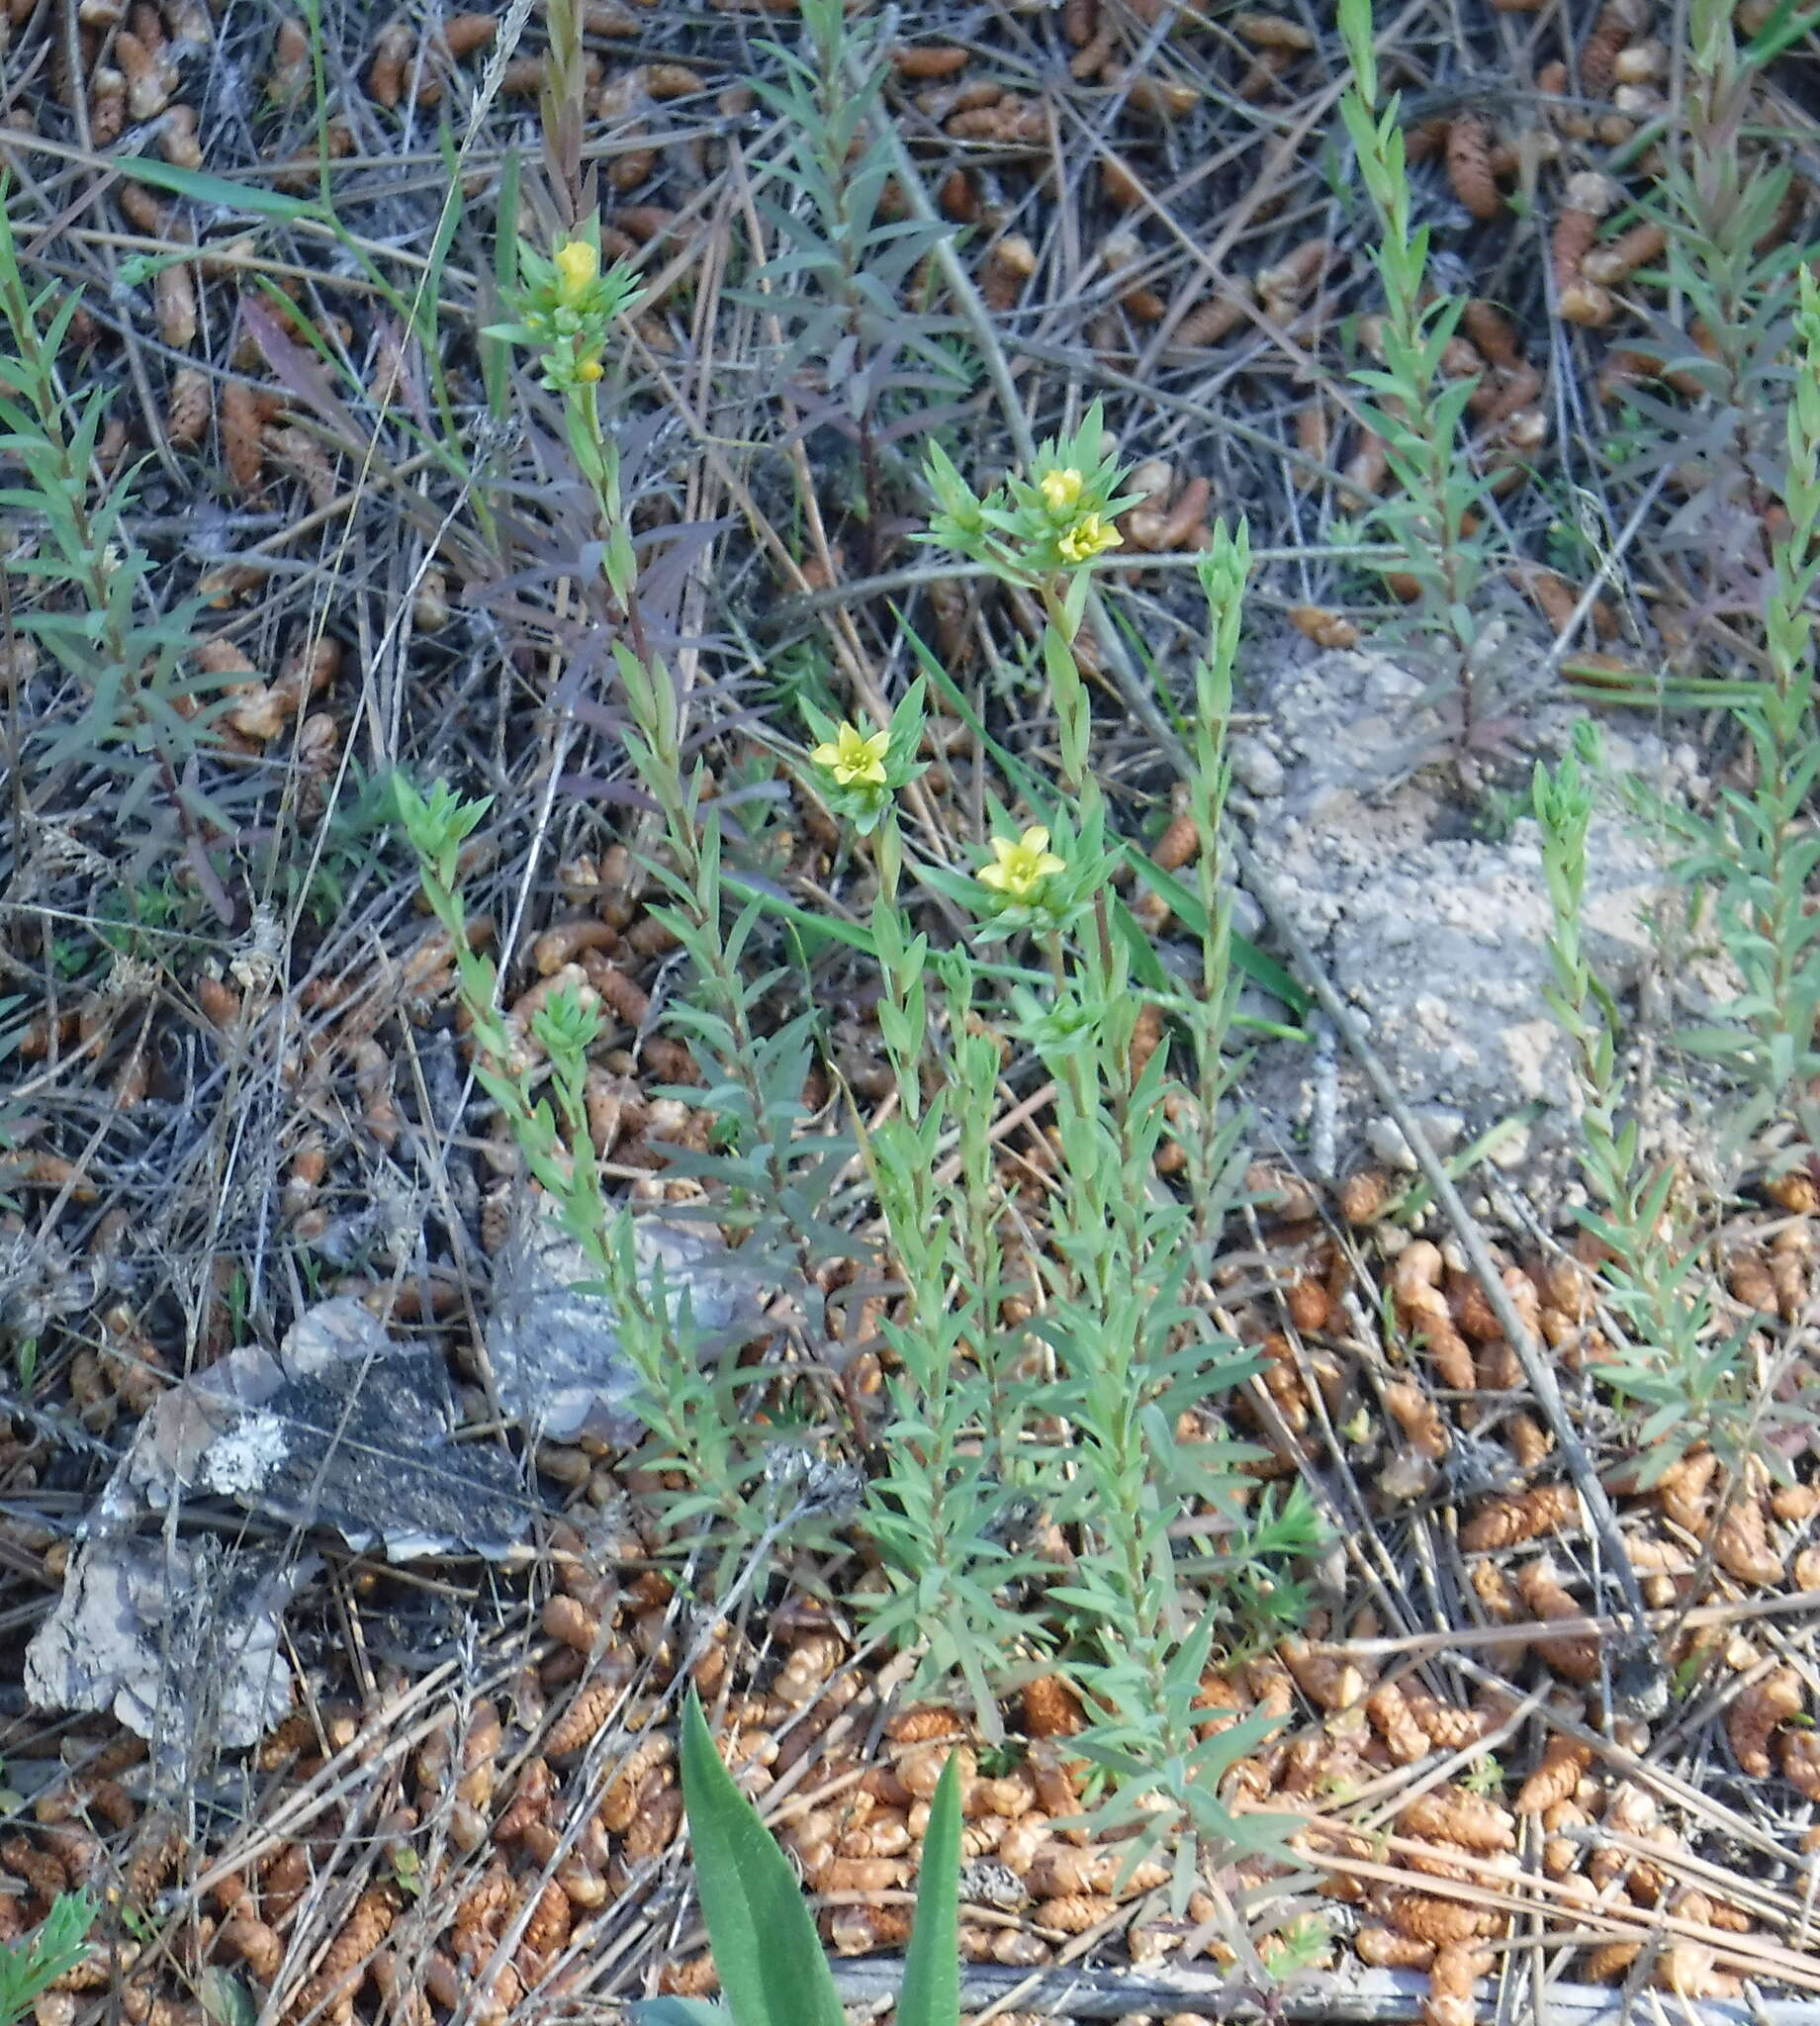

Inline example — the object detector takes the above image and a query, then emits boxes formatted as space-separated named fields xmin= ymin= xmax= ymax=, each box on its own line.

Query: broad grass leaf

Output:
xmin=636 ymin=2002 xmax=734 ymax=2026
xmin=1123 ymin=850 xmax=1313 ymax=1017
xmin=677 ymin=1689 xmax=845 ymax=2026
xmin=897 ymin=1753 xmax=961 ymax=2026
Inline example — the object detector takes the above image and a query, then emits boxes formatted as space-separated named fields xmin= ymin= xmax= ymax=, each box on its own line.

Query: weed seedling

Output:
xmin=1334 ymin=0 xmax=1504 ymax=757
xmin=0 ymin=1895 xmax=96 ymax=2026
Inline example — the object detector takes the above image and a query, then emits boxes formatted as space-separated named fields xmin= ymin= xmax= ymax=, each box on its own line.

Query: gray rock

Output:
xmin=26 ymin=1536 xmax=310 ymax=1759
xmin=1238 ymin=647 xmax=1684 ymax=1203
xmin=1413 ymin=1106 xmax=1466 ymax=1155
xmin=1487 ymin=1123 xmax=1533 ymax=1172
xmin=118 ymin=1297 xmax=529 ymax=1561
xmin=487 ymin=1197 xmax=763 ymax=1446
xmin=1364 ymin=1104 xmax=1468 ymax=1170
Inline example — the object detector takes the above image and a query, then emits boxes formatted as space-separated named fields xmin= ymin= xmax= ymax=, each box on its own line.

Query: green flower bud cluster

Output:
xmin=487 ymin=228 xmax=645 ymax=394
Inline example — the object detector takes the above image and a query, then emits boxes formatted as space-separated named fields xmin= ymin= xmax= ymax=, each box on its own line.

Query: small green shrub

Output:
xmin=421 ymin=197 xmax=1318 ymax=1908
xmin=0 ymin=186 xmax=232 ymax=879
xmin=742 ymin=0 xmax=971 ymax=553
xmin=1334 ymin=0 xmax=1503 ymax=753
xmin=1534 ymin=733 xmax=1733 ymax=1477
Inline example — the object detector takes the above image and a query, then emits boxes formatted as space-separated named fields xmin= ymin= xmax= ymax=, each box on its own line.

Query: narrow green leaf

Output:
xmin=114 ymin=158 xmax=326 ymax=221
xmin=1123 ymin=850 xmax=1313 ymax=1015
xmin=485 ymin=149 xmax=520 ymax=419
xmin=719 ymin=871 xmax=877 ymax=956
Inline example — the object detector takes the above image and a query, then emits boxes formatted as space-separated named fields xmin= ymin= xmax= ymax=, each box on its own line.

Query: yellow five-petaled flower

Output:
xmin=554 ymin=237 xmax=598 ymax=305
xmin=811 ymin=722 xmax=890 ymax=789
xmin=1039 ymin=466 xmax=1084 ymax=515
xmin=978 ymin=825 xmax=1065 ymax=903
xmin=1056 ymin=511 xmax=1121 ymax=565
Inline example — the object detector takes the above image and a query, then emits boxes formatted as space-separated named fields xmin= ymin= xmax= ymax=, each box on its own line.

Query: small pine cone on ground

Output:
xmin=1514 ymin=1561 xmax=1600 ymax=1682
xmin=1727 ymin=1668 xmax=1803 ymax=1777
xmin=1024 ymin=1675 xmax=1086 ymax=1738
xmin=1400 ymin=1787 xmax=1516 ymax=1854
xmin=1424 ymin=1944 xmax=1493 ymax=2026
xmin=1515 ymin=1736 xmax=1591 ymax=1814
xmin=1384 ymin=1892 xmax=1500 ymax=1947
xmin=1460 ymin=1482 xmax=1578 ymax=1551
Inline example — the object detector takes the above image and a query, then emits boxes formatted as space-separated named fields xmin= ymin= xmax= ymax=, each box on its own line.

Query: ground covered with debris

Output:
xmin=4 ymin=0 xmax=1820 ymax=2023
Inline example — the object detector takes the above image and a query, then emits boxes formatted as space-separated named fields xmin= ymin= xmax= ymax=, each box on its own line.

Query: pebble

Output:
xmin=1422 ymin=1107 xmax=1465 ymax=1151
xmin=1487 ymin=1123 xmax=1532 ymax=1172
xmin=1367 ymin=1116 xmax=1417 ymax=1171
xmin=1363 ymin=1111 xmax=1466 ymax=1172
xmin=1228 ymin=735 xmax=1285 ymax=798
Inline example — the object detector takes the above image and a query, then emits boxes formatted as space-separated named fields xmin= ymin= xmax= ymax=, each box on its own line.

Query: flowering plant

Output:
xmin=978 ymin=825 xmax=1065 ymax=904
xmin=812 ymin=722 xmax=888 ymax=790
xmin=923 ymin=402 xmax=1138 ymax=602
xmin=798 ymin=680 xmax=928 ymax=837
xmin=486 ymin=219 xmax=648 ymax=598
xmin=487 ymin=226 xmax=644 ymax=393
xmin=903 ymin=798 xmax=1117 ymax=944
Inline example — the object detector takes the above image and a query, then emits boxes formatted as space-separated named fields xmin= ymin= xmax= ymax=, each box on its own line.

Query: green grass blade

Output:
xmin=1743 ymin=0 xmax=1820 ymax=60
xmin=1123 ymin=848 xmax=1313 ymax=1016
xmin=486 ymin=151 xmax=521 ymax=420
xmin=637 ymin=2002 xmax=735 ymax=2026
xmin=115 ymin=159 xmax=325 ymax=222
xmin=720 ymin=871 xmax=877 ymax=957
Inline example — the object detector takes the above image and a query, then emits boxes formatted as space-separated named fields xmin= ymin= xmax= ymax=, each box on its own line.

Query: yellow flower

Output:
xmin=978 ymin=825 xmax=1066 ymax=903
xmin=554 ymin=237 xmax=598 ymax=304
xmin=811 ymin=722 xmax=890 ymax=789
xmin=1039 ymin=466 xmax=1084 ymax=514
xmin=1056 ymin=511 xmax=1121 ymax=565
xmin=575 ymin=353 xmax=603 ymax=382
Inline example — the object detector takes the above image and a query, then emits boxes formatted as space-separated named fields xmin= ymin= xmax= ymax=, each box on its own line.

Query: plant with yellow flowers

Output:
xmin=977 ymin=826 xmax=1065 ymax=906
xmin=488 ymin=222 xmax=646 ymax=601
xmin=491 ymin=226 xmax=643 ymax=395
xmin=801 ymin=683 xmax=926 ymax=836
xmin=933 ymin=809 xmax=1089 ymax=946
xmin=458 ymin=110 xmax=1317 ymax=1915
xmin=915 ymin=396 xmax=1318 ymax=1905
xmin=924 ymin=403 xmax=1135 ymax=603
xmin=799 ymin=682 xmax=928 ymax=901
xmin=813 ymin=723 xmax=888 ymax=791
xmin=925 ymin=406 xmax=1136 ymax=794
